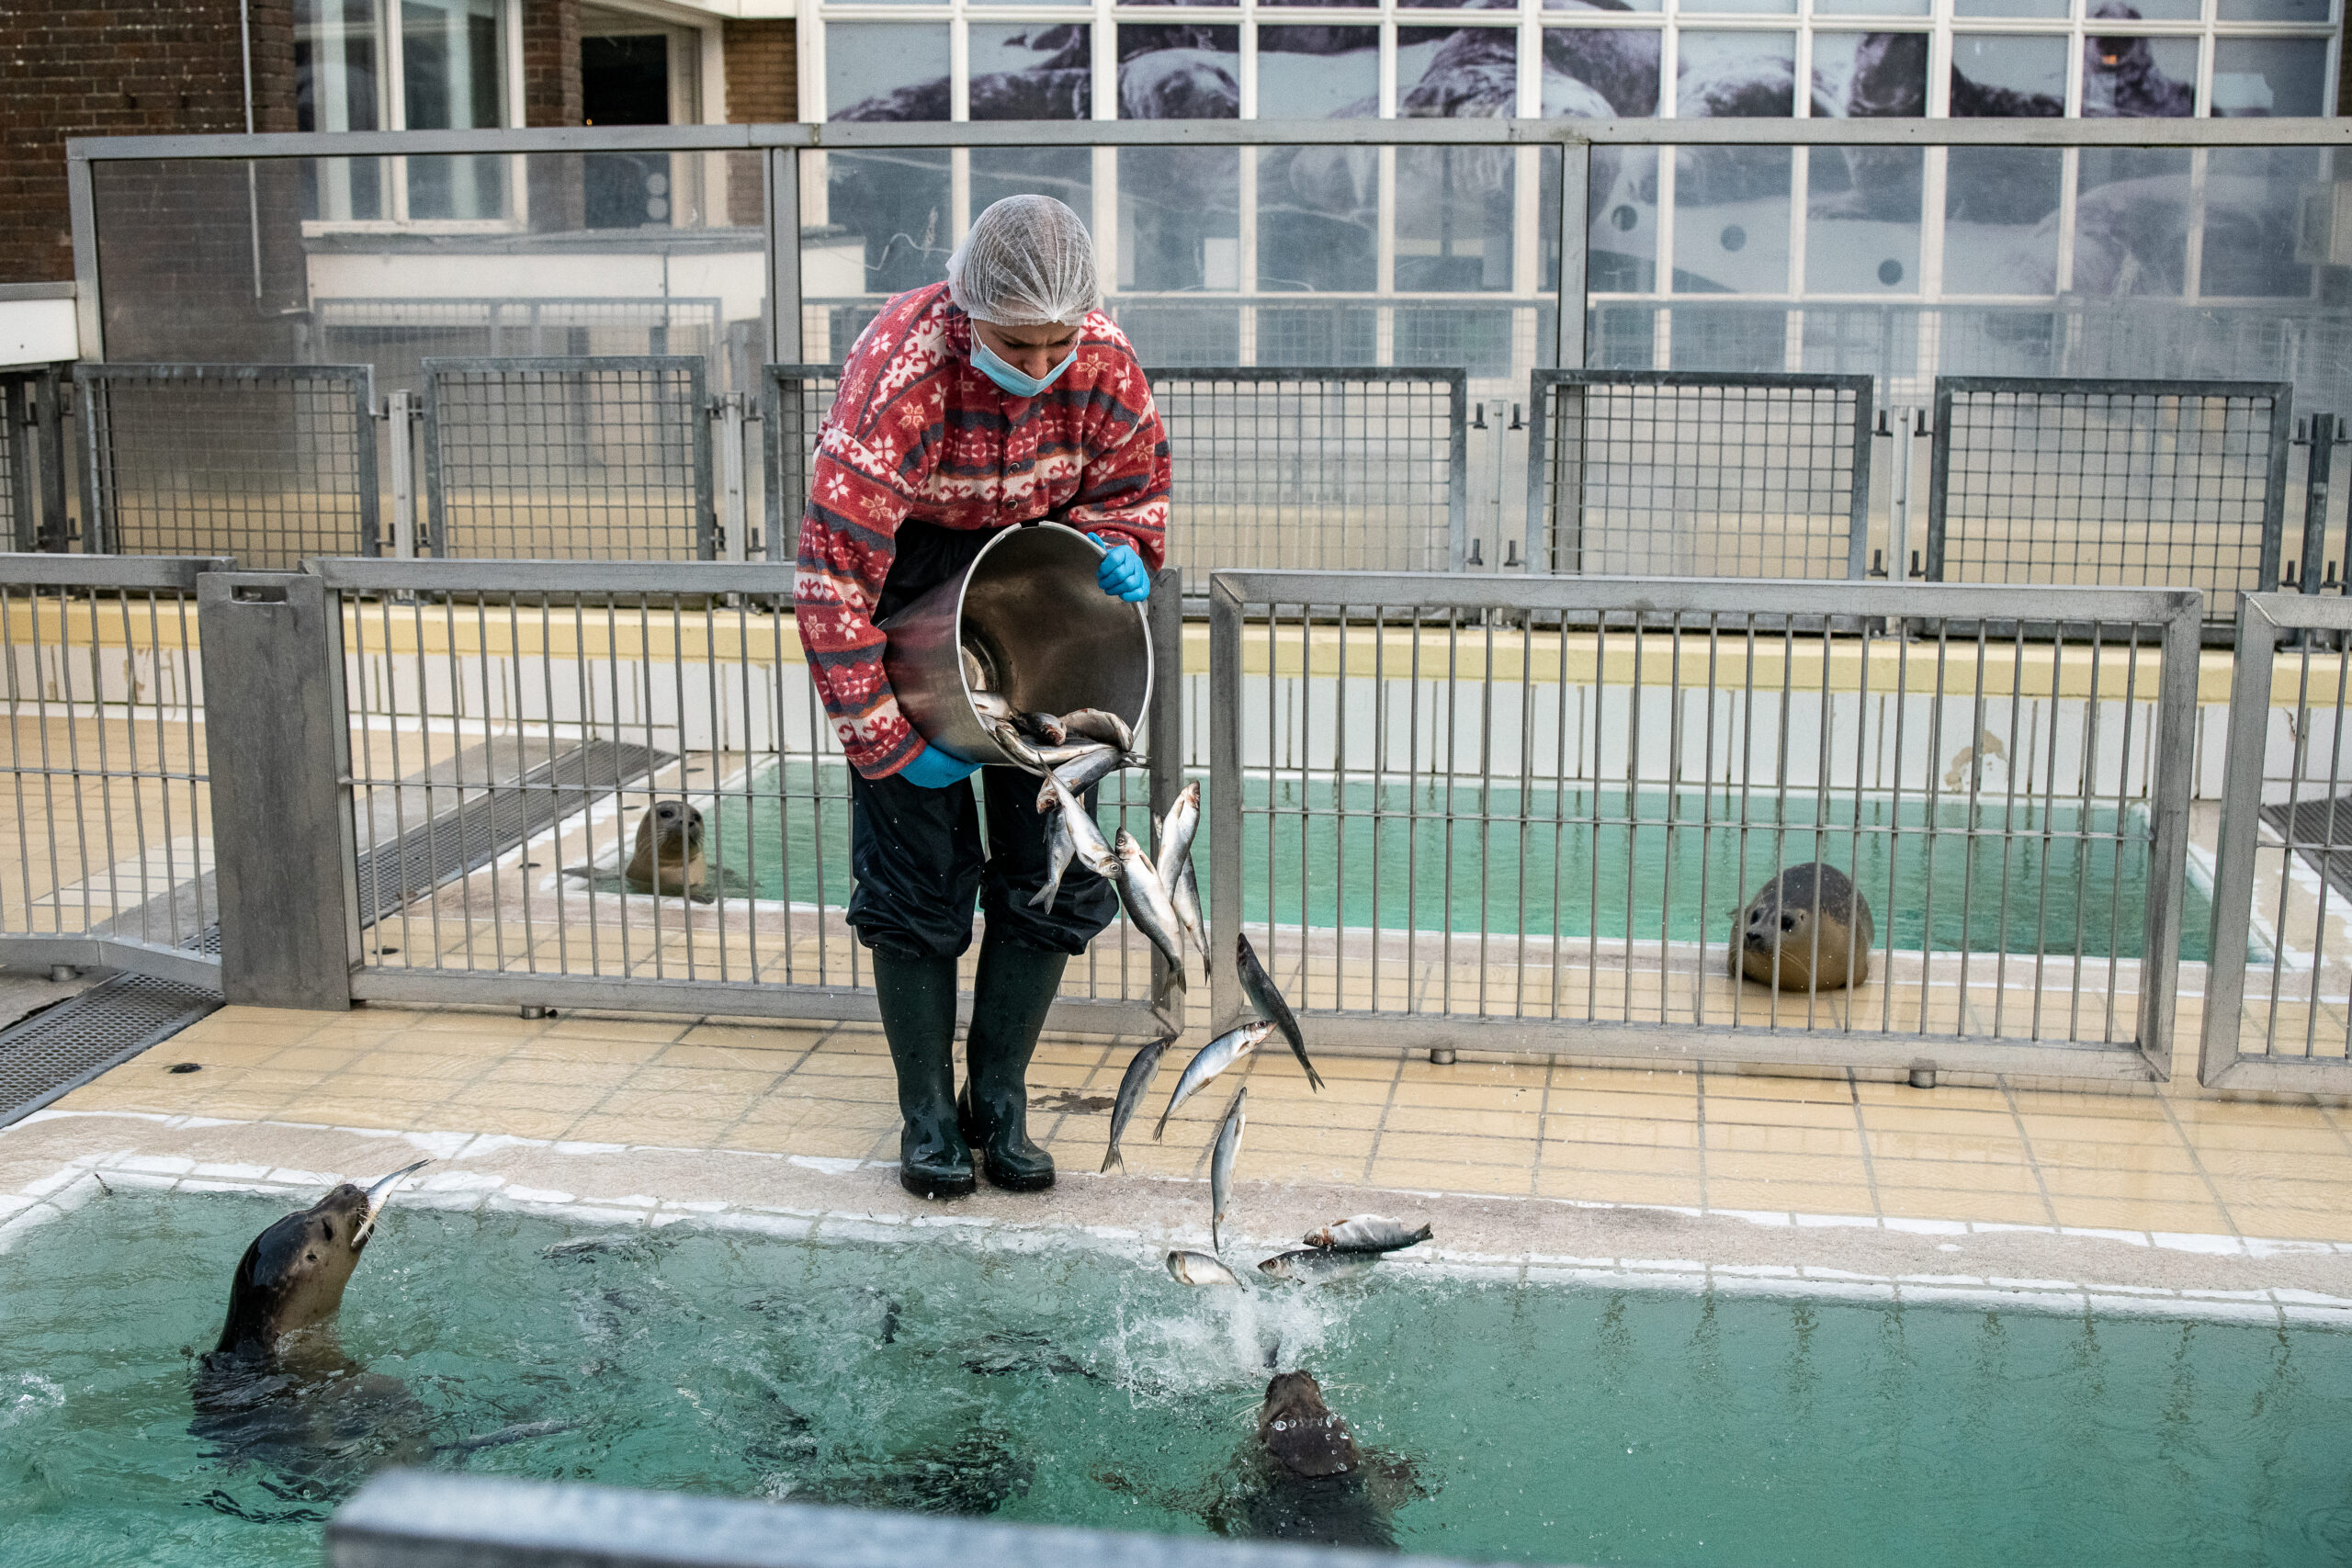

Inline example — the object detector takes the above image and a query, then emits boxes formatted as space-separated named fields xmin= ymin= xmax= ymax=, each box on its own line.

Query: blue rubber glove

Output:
xmin=1091 ymin=537 xmax=1153 ymax=604
xmin=897 ymin=743 xmax=981 ymax=789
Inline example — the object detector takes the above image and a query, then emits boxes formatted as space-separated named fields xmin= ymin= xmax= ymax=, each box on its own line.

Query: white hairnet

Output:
xmin=945 ymin=195 xmax=1101 ymax=327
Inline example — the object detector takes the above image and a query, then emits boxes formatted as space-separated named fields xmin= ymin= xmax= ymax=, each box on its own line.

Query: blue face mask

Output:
xmin=970 ymin=331 xmax=1078 ymax=399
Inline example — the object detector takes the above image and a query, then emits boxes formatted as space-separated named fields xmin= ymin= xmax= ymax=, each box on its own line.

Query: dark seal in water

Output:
xmin=1731 ymin=863 xmax=1874 ymax=991
xmin=1216 ymin=1372 xmax=1418 ymax=1550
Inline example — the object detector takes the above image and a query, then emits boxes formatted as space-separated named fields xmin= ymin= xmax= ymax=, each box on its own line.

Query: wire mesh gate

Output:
xmin=1524 ymin=370 xmax=1875 ymax=581
xmin=2200 ymin=592 xmax=2352 ymax=1090
xmin=311 ymin=558 xmax=1179 ymax=1032
xmin=2 ymin=368 xmax=70 ymax=554
xmin=0 ymin=554 xmax=227 ymax=988
xmin=759 ymin=364 xmax=1468 ymax=580
xmin=1927 ymin=377 xmax=2293 ymax=643
xmin=422 ymin=356 xmax=715 ymax=560
xmin=1205 ymin=570 xmax=2200 ymax=1080
xmin=75 ymin=364 xmax=379 ymax=570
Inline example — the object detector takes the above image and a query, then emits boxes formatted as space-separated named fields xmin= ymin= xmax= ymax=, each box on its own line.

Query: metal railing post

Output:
xmin=2134 ymin=586 xmax=2204 ymax=1081
xmin=766 ymin=147 xmax=802 ymax=367
xmin=2299 ymin=411 xmax=2335 ymax=592
xmin=1147 ymin=566 xmax=1185 ymax=1023
xmin=1207 ymin=573 xmax=1246 ymax=1032
xmin=198 ymin=571 xmax=357 ymax=1010
xmin=2198 ymin=594 xmax=2280 ymax=1086
xmin=385 ymin=389 xmax=418 ymax=558
xmin=717 ymin=392 xmax=749 ymax=563
xmin=1555 ymin=136 xmax=1589 ymax=375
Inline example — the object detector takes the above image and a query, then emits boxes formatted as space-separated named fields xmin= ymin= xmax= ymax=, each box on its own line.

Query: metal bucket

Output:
xmin=878 ymin=522 xmax=1152 ymax=767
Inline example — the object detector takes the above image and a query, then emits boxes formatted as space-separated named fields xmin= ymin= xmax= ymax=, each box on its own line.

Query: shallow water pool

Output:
xmin=5 ymin=1190 xmax=2347 ymax=1568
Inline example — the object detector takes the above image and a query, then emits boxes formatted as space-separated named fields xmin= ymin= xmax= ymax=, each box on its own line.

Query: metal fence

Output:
xmin=311 ymin=558 xmax=1182 ymax=1032
xmin=1206 ymin=570 xmax=2200 ymax=1081
xmin=1927 ymin=377 xmax=2294 ymax=641
xmin=2 ymin=368 xmax=69 ymax=554
xmin=315 ymin=296 xmax=724 ymax=382
xmin=75 ymin=363 xmax=379 ymax=570
xmin=761 ymin=362 xmax=837 ymax=564
xmin=1525 ymin=370 xmax=1874 ymax=581
xmin=0 ymin=554 xmax=226 ymax=988
xmin=2200 ymin=592 xmax=2352 ymax=1090
xmin=422 ymin=356 xmax=715 ymax=560
xmin=762 ymin=365 xmax=1469 ymax=579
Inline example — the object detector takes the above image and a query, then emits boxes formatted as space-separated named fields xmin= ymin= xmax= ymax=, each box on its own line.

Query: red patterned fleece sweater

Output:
xmin=794 ymin=283 xmax=1171 ymax=779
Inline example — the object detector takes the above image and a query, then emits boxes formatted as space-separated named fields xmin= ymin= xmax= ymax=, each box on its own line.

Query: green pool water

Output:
xmin=706 ymin=767 xmax=2220 ymax=962
xmin=5 ymin=1190 xmax=2349 ymax=1568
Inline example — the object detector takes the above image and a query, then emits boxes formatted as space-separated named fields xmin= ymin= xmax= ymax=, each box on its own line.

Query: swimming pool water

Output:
xmin=5 ymin=1190 xmax=2347 ymax=1567
xmin=707 ymin=767 xmax=2221 ymax=962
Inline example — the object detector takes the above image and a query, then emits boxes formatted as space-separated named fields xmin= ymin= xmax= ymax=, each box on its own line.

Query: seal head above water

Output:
xmin=625 ymin=800 xmax=707 ymax=897
xmin=1732 ymin=862 xmax=1874 ymax=991
xmin=210 ymin=1161 xmax=430 ymax=1359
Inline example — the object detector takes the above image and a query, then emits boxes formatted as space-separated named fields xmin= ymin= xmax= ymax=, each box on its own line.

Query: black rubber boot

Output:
xmin=871 ymin=948 xmax=975 ymax=1200
xmin=957 ymin=935 xmax=1064 ymax=1192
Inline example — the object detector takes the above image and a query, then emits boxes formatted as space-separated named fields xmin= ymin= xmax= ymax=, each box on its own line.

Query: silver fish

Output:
xmin=960 ymin=644 xmax=989 ymax=692
xmin=1030 ymin=807 xmax=1076 ymax=914
xmin=1030 ymin=741 xmax=1122 ymax=769
xmin=1210 ymin=1086 xmax=1247 ymax=1254
xmin=1017 ymin=712 xmax=1068 ymax=745
xmin=1046 ymin=773 xmax=1119 ymax=878
xmin=1102 ymin=1032 xmax=1175 ymax=1174
xmin=355 ymin=1159 xmax=431 ymax=1245
xmin=1171 ymin=858 xmax=1210 ymax=963
xmin=970 ymin=690 xmax=1016 ymax=723
xmin=1236 ymin=931 xmax=1322 ymax=1091
xmin=1166 ymin=1249 xmax=1243 ymax=1287
xmin=990 ymin=720 xmax=1050 ymax=773
xmin=1258 ymin=1249 xmax=1375 ymax=1285
xmin=438 ymin=1417 xmax=582 ymax=1454
xmin=1156 ymin=781 xmax=1200 ymax=889
xmin=1059 ymin=707 xmax=1135 ymax=752
xmin=1114 ymin=829 xmax=1189 ymax=982
xmin=1303 ymin=1215 xmax=1433 ymax=1253
xmin=1156 ymin=1019 xmax=1272 ymax=1139
xmin=1034 ymin=745 xmax=1128 ymax=812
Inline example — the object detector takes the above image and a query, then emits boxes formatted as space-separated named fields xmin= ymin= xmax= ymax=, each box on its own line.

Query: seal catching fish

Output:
xmin=1730 ymin=863 xmax=1874 ymax=991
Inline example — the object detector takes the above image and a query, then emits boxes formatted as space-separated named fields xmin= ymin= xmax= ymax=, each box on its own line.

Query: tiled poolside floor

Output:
xmin=34 ymin=1000 xmax=2352 ymax=1247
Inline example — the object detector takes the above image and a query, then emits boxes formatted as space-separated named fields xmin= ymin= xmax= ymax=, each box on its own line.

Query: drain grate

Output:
xmin=353 ymin=740 xmax=672 ymax=926
xmin=2262 ymin=795 xmax=2352 ymax=906
xmin=0 ymin=971 xmax=221 ymax=1128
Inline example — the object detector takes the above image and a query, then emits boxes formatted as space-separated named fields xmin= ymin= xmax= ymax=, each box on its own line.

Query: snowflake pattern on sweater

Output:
xmin=794 ymin=284 xmax=1171 ymax=778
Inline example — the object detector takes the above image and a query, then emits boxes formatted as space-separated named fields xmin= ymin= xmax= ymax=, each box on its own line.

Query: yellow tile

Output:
xmin=1875 ymin=1188 xmax=2053 ymax=1225
xmin=620 ymin=1065 xmax=776 ymax=1098
xmin=2036 ymin=1167 xmax=2218 ymax=1203
xmin=1541 ymin=1140 xmax=1703 ymax=1177
xmin=561 ymin=1114 xmax=734 ymax=1147
xmin=1702 ymin=1075 xmax=1857 ymax=1106
xmin=2025 ymin=1136 xmax=2199 ymax=1174
xmin=1703 ymin=1179 xmax=1877 ymax=1216
xmin=348 ymin=1050 xmax=491 ymax=1083
xmin=1856 ymin=1103 xmax=2018 ymax=1135
xmin=1537 ymin=1169 xmax=1704 ymax=1207
xmin=509 ymin=1035 xmax=669 ymax=1066
xmin=1382 ymin=1106 xmax=1544 ymax=1140
xmin=1703 ymin=1098 xmax=1861 ymax=1131
xmin=2225 ymin=1208 xmax=2352 ymax=1243
xmin=1853 ymin=1082 xmax=2015 ymax=1112
xmin=260 ymin=1043 xmax=372 ymax=1073
xmin=1863 ymin=1130 xmax=2031 ymax=1164
xmin=2013 ymin=1113 xmax=2185 ymax=1145
xmin=1374 ymin=1131 xmax=1533 ymax=1168
xmin=442 ymin=1080 xmax=607 ymax=1115
xmin=2176 ymin=1122 xmax=2350 ymax=1156
xmin=658 ymin=1041 xmax=809 ymax=1072
xmin=1703 ymin=1123 xmax=1867 ymax=1158
xmin=2043 ymin=1196 xmax=2230 ymax=1234
xmin=1544 ymin=1112 xmax=1701 ymax=1148
xmin=1702 ymin=1150 xmax=1871 ymax=1185
xmin=1867 ymin=1156 xmax=2041 ymax=1195
xmin=481 ymin=1055 xmax=642 ymax=1089
xmin=1551 ymin=1066 xmax=1698 ymax=1096
xmin=1366 ymin=1158 xmax=1533 ymax=1197
xmin=1547 ymin=1089 xmax=1702 ymax=1123
xmin=1249 ymin=1097 xmax=1389 ymax=1132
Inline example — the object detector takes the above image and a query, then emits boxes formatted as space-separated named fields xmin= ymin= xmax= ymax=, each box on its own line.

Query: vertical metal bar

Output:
xmin=2257 ymin=389 xmax=2296 ymax=594
xmin=2136 ymin=592 xmax=2199 ymax=1079
xmin=66 ymin=149 xmax=104 ymax=363
xmin=1148 ymin=567 xmax=1184 ymax=1021
xmin=766 ymin=147 xmax=802 ymax=367
xmin=2301 ymin=412 xmax=2335 ymax=595
xmin=199 ymin=572 xmax=357 ymax=1010
xmin=1447 ymin=374 xmax=1470 ymax=574
xmin=387 ymin=390 xmax=418 ymax=559
xmin=718 ymin=393 xmax=749 ymax=564
xmin=1208 ymin=574 xmax=1246 ymax=1032
xmin=1924 ymin=379 xmax=1956 ymax=582
xmin=1523 ymin=373 xmax=1552 ymax=577
xmin=1555 ymin=139 xmax=1589 ymax=375
xmin=1845 ymin=378 xmax=1876 ymax=581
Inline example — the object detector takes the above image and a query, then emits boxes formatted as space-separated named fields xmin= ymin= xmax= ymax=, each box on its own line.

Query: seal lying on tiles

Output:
xmin=1731 ymin=863 xmax=1874 ymax=991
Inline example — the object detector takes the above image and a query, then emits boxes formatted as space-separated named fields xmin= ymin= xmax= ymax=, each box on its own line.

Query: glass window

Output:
xmin=1258 ymin=25 xmax=1379 ymax=118
xmin=2210 ymin=36 xmax=2333 ymax=116
xmin=971 ymin=147 xmax=1092 ymax=220
xmin=1257 ymin=28 xmax=1380 ymax=293
xmin=969 ymin=24 xmax=1090 ymax=119
xmin=1397 ymin=25 xmax=1518 ymax=116
xmin=1677 ymin=30 xmax=1798 ymax=117
xmin=1806 ymin=145 xmax=1922 ymax=292
xmin=827 ymin=24 xmax=950 ymax=120
xmin=1396 ymin=145 xmax=1517 ymax=289
xmin=824 ymin=150 xmax=952 ymax=294
xmin=2080 ymin=31 xmax=2197 ymax=117
xmin=1545 ymin=0 xmax=1659 ymax=15
xmin=1119 ymin=148 xmax=1241 ymax=291
xmin=1815 ymin=31 xmax=1927 ymax=116
xmin=1815 ymin=0 xmax=1928 ymax=16
xmin=1117 ymin=25 xmax=1239 ymax=118
xmin=1675 ymin=147 xmax=1792 ymax=294
xmin=2218 ymin=0 xmax=2328 ymax=18
xmin=1543 ymin=28 xmax=1662 ymax=117
xmin=1954 ymin=0 xmax=2068 ymax=17
xmin=297 ymin=0 xmax=382 ymax=133
xmin=401 ymin=0 xmax=503 ymax=130
xmin=1943 ymin=147 xmax=2064 ymax=293
xmin=1579 ymin=145 xmax=1660 ymax=294
xmin=2200 ymin=147 xmax=2319 ymax=296
xmin=1949 ymin=34 xmax=2068 ymax=116
xmin=2075 ymin=148 xmax=2190 ymax=292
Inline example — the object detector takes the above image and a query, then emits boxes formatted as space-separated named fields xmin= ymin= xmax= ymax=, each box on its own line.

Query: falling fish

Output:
xmin=1258 ymin=1249 xmax=1376 ymax=1285
xmin=1059 ymin=708 xmax=1135 ymax=752
xmin=1237 ymin=932 xmax=1323 ymax=1091
xmin=990 ymin=720 xmax=1051 ymax=773
xmin=437 ymin=1418 xmax=582 ymax=1455
xmin=1114 ymin=829 xmax=1189 ymax=984
xmin=1155 ymin=1019 xmax=1272 ymax=1139
xmin=1034 ymin=745 xmax=1127 ymax=812
xmin=1166 ymin=1249 xmax=1243 ymax=1287
xmin=1030 ymin=808 xmax=1076 ymax=915
xmin=1303 ymin=1216 xmax=1432 ymax=1254
xmin=1102 ymin=1032 xmax=1175 ymax=1174
xmin=1029 ymin=741 xmax=1131 ymax=770
xmin=1210 ymin=1085 xmax=1247 ymax=1254
xmin=1046 ymin=773 xmax=1120 ymax=879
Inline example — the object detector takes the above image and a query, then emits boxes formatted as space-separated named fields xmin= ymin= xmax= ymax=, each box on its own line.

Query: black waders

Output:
xmin=871 ymin=948 xmax=975 ymax=1200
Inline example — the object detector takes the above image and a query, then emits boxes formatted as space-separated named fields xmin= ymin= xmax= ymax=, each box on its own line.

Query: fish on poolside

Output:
xmin=1155 ymin=1020 xmax=1273 ymax=1139
xmin=1102 ymin=1032 xmax=1176 ymax=1174
xmin=1033 ymin=744 xmax=1128 ymax=812
xmin=1258 ymin=1249 xmax=1375 ymax=1285
xmin=189 ymin=1162 xmax=435 ymax=1499
xmin=1030 ymin=807 xmax=1077 ymax=915
xmin=1236 ymin=932 xmax=1322 ymax=1091
xmin=1210 ymin=1086 xmax=1247 ymax=1254
xmin=1114 ymin=829 xmax=1189 ymax=983
xmin=1059 ymin=707 xmax=1136 ymax=752
xmin=1166 ymin=1249 xmax=1244 ymax=1287
xmin=1303 ymin=1215 xmax=1432 ymax=1254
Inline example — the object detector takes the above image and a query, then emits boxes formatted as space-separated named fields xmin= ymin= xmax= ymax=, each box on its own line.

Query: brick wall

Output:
xmin=522 ymin=0 xmax=583 ymax=129
xmin=0 ymin=0 xmax=295 ymax=286
xmin=723 ymin=20 xmax=797 ymax=126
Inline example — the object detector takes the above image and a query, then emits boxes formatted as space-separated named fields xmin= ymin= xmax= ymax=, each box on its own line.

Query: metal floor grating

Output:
xmin=0 ymin=972 xmax=221 ymax=1128
xmin=352 ymin=740 xmax=673 ymax=926
xmin=2262 ymin=795 xmax=2352 ymax=906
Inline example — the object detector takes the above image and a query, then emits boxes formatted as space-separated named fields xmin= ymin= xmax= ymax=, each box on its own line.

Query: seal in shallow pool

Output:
xmin=625 ymin=800 xmax=707 ymax=897
xmin=1731 ymin=863 xmax=1874 ymax=991
xmin=1214 ymin=1372 xmax=1424 ymax=1550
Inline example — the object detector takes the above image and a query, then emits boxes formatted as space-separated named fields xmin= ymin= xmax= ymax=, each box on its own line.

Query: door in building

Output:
xmin=582 ymin=21 xmax=690 ymax=229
